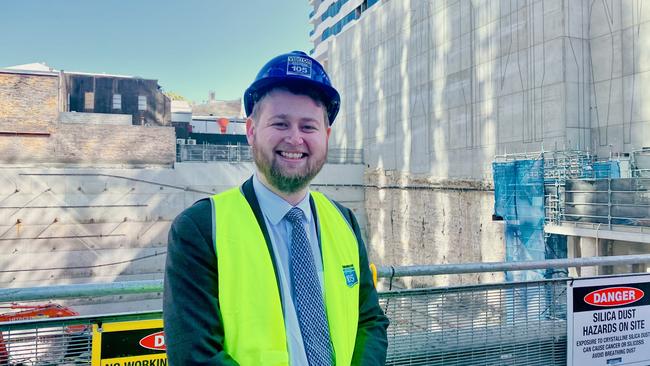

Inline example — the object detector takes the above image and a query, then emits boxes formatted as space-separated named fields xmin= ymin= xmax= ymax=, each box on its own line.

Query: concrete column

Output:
xmin=567 ymin=236 xmax=579 ymax=277
xmin=579 ymin=237 xmax=599 ymax=277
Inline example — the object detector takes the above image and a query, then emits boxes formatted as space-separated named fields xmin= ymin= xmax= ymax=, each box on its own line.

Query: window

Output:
xmin=84 ymin=92 xmax=94 ymax=110
xmin=112 ymin=94 xmax=122 ymax=110
xmin=138 ymin=95 xmax=147 ymax=111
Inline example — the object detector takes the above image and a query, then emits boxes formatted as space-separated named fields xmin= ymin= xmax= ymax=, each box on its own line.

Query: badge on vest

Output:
xmin=342 ymin=265 xmax=358 ymax=287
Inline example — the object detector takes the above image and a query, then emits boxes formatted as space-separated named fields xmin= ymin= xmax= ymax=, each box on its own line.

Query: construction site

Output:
xmin=1 ymin=0 xmax=650 ymax=365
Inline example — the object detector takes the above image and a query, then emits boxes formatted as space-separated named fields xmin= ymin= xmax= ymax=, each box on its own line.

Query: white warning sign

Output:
xmin=568 ymin=274 xmax=650 ymax=365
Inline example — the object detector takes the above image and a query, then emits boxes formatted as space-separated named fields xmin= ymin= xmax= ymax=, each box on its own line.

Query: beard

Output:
xmin=253 ymin=144 xmax=327 ymax=194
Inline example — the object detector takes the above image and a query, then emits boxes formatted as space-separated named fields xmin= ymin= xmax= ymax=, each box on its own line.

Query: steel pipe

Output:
xmin=0 ymin=279 xmax=163 ymax=303
xmin=2 ymin=255 xmax=650 ymax=302
xmin=376 ymin=254 xmax=650 ymax=278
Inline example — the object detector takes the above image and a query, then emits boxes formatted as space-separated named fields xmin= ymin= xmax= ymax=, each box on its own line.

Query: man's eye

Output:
xmin=272 ymin=122 xmax=288 ymax=128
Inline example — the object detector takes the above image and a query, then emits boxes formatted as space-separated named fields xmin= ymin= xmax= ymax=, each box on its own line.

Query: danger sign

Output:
xmin=91 ymin=319 xmax=167 ymax=366
xmin=584 ymin=287 xmax=644 ymax=307
xmin=568 ymin=274 xmax=650 ymax=366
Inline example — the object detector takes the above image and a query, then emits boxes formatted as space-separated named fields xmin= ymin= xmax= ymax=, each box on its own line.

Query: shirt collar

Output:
xmin=252 ymin=173 xmax=313 ymax=225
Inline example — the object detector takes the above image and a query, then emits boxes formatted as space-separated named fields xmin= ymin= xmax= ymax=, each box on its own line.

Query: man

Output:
xmin=164 ymin=51 xmax=389 ymax=365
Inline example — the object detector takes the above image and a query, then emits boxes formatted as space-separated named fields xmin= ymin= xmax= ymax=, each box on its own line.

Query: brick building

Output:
xmin=0 ymin=63 xmax=175 ymax=166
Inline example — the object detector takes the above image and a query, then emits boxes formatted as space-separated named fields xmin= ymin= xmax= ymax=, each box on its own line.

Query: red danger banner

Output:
xmin=584 ymin=287 xmax=645 ymax=307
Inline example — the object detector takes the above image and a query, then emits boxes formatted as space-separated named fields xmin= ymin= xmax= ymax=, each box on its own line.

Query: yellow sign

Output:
xmin=91 ymin=319 xmax=167 ymax=366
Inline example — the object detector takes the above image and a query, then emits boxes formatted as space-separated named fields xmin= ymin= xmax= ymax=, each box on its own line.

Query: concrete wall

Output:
xmin=323 ymin=0 xmax=650 ymax=280
xmin=0 ymin=162 xmax=365 ymax=314
xmin=365 ymin=170 xmax=504 ymax=289
xmin=327 ymin=0 xmax=604 ymax=179
xmin=327 ymin=0 xmax=650 ymax=175
xmin=588 ymin=0 xmax=650 ymax=156
xmin=59 ymin=111 xmax=132 ymax=125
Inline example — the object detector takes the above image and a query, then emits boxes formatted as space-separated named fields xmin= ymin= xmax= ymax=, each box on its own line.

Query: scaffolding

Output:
xmin=631 ymin=148 xmax=650 ymax=177
xmin=493 ymin=150 xmax=599 ymax=280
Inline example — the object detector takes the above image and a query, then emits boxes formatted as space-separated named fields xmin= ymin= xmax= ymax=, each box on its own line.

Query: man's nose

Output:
xmin=284 ymin=126 xmax=304 ymax=145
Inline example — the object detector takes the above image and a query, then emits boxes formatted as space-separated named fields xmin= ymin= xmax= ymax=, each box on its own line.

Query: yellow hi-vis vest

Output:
xmin=211 ymin=188 xmax=360 ymax=366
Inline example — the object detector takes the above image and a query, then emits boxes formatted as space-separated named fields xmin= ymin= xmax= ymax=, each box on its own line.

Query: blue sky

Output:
xmin=1 ymin=1 xmax=313 ymax=103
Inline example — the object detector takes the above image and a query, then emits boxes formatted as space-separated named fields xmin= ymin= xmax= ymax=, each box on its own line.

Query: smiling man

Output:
xmin=163 ymin=51 xmax=389 ymax=366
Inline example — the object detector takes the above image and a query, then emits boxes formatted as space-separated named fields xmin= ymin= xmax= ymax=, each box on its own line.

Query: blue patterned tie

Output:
xmin=285 ymin=207 xmax=333 ymax=366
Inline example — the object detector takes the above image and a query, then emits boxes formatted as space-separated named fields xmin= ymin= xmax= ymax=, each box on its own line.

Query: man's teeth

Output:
xmin=281 ymin=152 xmax=303 ymax=159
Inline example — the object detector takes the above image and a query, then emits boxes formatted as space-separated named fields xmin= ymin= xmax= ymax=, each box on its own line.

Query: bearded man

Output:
xmin=163 ymin=51 xmax=389 ymax=366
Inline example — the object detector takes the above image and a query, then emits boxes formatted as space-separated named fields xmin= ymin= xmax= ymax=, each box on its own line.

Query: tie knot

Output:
xmin=285 ymin=207 xmax=303 ymax=224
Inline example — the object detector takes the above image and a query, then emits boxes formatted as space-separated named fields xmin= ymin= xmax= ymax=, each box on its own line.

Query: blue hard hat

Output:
xmin=244 ymin=51 xmax=341 ymax=125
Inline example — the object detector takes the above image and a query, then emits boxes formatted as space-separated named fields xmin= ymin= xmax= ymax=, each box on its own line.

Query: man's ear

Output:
xmin=326 ymin=126 xmax=331 ymax=140
xmin=246 ymin=117 xmax=255 ymax=145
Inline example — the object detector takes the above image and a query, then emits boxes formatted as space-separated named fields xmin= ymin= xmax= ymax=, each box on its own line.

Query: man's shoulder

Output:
xmin=172 ymin=198 xmax=213 ymax=237
xmin=178 ymin=198 xmax=212 ymax=222
xmin=174 ymin=184 xmax=245 ymax=231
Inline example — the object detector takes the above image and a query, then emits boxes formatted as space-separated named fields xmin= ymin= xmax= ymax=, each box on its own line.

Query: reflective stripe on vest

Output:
xmin=212 ymin=188 xmax=360 ymax=366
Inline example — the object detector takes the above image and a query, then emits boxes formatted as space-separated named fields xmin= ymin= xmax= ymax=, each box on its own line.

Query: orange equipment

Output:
xmin=218 ymin=118 xmax=230 ymax=134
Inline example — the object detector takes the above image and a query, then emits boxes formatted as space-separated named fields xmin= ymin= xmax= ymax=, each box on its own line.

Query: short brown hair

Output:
xmin=249 ymin=84 xmax=330 ymax=126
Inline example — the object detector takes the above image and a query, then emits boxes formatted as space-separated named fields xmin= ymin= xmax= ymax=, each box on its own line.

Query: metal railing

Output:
xmin=176 ymin=143 xmax=252 ymax=163
xmin=0 ymin=312 xmax=160 ymax=365
xmin=327 ymin=148 xmax=364 ymax=164
xmin=631 ymin=148 xmax=650 ymax=178
xmin=3 ymin=255 xmax=650 ymax=365
xmin=382 ymin=280 xmax=566 ymax=365
xmin=176 ymin=143 xmax=364 ymax=164
xmin=377 ymin=255 xmax=650 ymax=365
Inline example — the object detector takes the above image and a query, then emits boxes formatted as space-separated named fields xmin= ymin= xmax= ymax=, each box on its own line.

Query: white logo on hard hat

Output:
xmin=286 ymin=56 xmax=313 ymax=78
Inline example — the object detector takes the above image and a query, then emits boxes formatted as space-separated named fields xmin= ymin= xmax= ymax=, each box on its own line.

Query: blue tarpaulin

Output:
xmin=493 ymin=159 xmax=546 ymax=281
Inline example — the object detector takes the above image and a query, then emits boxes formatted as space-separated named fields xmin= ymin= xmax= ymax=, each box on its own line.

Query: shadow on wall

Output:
xmin=0 ymin=168 xmax=218 ymax=314
xmin=328 ymin=0 xmax=507 ymax=288
xmin=588 ymin=0 xmax=650 ymax=156
xmin=329 ymin=0 xmax=650 ymax=288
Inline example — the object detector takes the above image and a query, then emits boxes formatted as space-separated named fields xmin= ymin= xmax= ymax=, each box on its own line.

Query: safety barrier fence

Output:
xmin=176 ymin=143 xmax=364 ymax=164
xmin=176 ymin=143 xmax=252 ymax=163
xmin=2 ymin=254 xmax=650 ymax=365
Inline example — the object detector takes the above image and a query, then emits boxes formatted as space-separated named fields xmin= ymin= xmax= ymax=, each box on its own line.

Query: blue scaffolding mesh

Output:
xmin=493 ymin=160 xmax=546 ymax=281
xmin=493 ymin=152 xmax=623 ymax=280
xmin=592 ymin=160 xmax=621 ymax=178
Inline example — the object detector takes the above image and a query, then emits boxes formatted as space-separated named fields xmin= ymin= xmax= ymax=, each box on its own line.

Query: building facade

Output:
xmin=63 ymin=72 xmax=171 ymax=126
xmin=311 ymin=0 xmax=650 ymax=286
xmin=309 ymin=0 xmax=380 ymax=64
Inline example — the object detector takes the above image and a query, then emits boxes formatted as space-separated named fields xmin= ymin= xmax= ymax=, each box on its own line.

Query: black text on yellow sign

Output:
xmin=92 ymin=319 xmax=167 ymax=366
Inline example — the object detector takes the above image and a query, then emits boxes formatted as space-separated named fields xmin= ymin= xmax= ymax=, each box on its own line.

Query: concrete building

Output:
xmin=309 ymin=0 xmax=380 ymax=64
xmin=310 ymin=0 xmax=650 ymax=286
